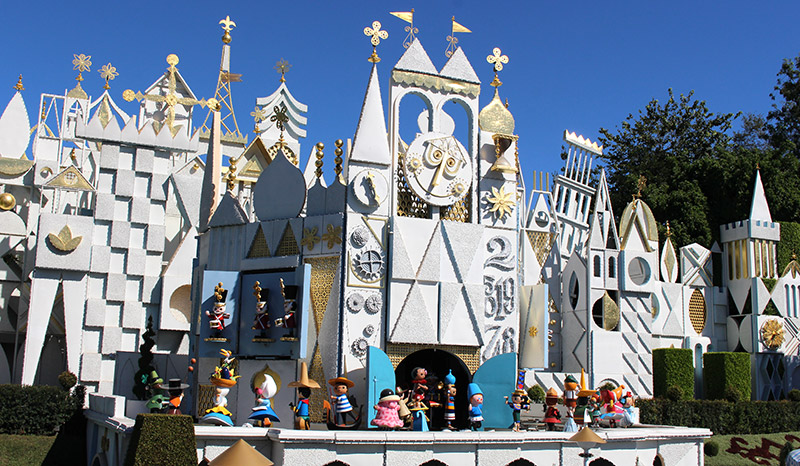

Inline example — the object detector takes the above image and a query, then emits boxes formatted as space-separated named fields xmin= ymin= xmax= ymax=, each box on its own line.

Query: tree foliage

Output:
xmin=599 ymin=53 xmax=800 ymax=249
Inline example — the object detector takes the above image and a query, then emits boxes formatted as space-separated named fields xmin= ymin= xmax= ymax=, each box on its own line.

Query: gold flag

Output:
xmin=452 ymin=17 xmax=471 ymax=33
xmin=390 ymin=11 xmax=414 ymax=24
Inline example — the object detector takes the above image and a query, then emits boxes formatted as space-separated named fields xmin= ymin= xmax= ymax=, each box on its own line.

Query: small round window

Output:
xmin=569 ymin=272 xmax=579 ymax=310
xmin=628 ymin=257 xmax=651 ymax=285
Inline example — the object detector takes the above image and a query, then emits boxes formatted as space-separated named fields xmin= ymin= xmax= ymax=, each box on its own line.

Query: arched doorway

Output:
xmin=589 ymin=459 xmax=615 ymax=466
xmin=506 ymin=459 xmax=537 ymax=466
xmin=395 ymin=349 xmax=471 ymax=430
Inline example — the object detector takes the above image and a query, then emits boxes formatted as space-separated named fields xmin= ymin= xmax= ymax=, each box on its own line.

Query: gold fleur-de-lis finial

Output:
xmin=487 ymin=47 xmax=509 ymax=88
xmin=219 ymin=15 xmax=236 ymax=44
xmin=72 ymin=53 xmax=92 ymax=82
xmin=99 ymin=63 xmax=119 ymax=90
xmin=364 ymin=20 xmax=388 ymax=63
xmin=275 ymin=59 xmax=291 ymax=83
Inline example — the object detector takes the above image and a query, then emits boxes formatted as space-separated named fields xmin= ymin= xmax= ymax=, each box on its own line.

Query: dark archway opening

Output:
xmin=420 ymin=461 xmax=448 ymax=466
xmin=395 ymin=349 xmax=471 ymax=430
xmin=589 ymin=459 xmax=615 ymax=466
xmin=506 ymin=459 xmax=537 ymax=466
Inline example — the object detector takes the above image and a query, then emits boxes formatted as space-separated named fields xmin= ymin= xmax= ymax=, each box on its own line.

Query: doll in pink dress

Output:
xmin=371 ymin=389 xmax=404 ymax=430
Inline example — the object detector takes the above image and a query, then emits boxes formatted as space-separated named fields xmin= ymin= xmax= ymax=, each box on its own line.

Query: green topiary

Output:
xmin=704 ymin=440 xmax=719 ymax=456
xmin=133 ymin=316 xmax=157 ymax=401
xmin=703 ymin=352 xmax=751 ymax=401
xmin=724 ymin=385 xmax=742 ymax=403
xmin=124 ymin=414 xmax=196 ymax=466
xmin=653 ymin=348 xmax=694 ymax=400
xmin=666 ymin=385 xmax=684 ymax=402
xmin=0 ymin=384 xmax=83 ymax=435
xmin=57 ymin=371 xmax=77 ymax=391
xmin=780 ymin=442 xmax=795 ymax=466
xmin=777 ymin=221 xmax=800 ymax=272
xmin=788 ymin=389 xmax=800 ymax=401
xmin=527 ymin=385 xmax=545 ymax=403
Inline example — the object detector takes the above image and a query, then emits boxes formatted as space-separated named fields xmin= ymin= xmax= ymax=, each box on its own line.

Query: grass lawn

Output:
xmin=705 ymin=431 xmax=800 ymax=466
xmin=0 ymin=435 xmax=56 ymax=466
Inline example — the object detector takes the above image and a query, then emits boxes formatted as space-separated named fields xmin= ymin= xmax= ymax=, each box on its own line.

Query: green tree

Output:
xmin=767 ymin=53 xmax=800 ymax=153
xmin=598 ymin=89 xmax=740 ymax=247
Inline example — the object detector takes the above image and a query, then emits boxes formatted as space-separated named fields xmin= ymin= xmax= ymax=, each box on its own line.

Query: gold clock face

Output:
xmin=761 ymin=319 xmax=785 ymax=350
xmin=404 ymin=132 xmax=471 ymax=207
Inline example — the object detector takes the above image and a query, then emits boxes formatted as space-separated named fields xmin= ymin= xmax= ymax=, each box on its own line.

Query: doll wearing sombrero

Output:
xmin=288 ymin=362 xmax=320 ymax=429
xmin=329 ymin=376 xmax=357 ymax=425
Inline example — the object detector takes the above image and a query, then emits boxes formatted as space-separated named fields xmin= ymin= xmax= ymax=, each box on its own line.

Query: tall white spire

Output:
xmin=348 ymin=64 xmax=391 ymax=166
xmin=750 ymin=168 xmax=772 ymax=222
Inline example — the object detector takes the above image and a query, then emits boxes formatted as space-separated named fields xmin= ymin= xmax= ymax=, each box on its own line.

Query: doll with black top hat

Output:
xmin=206 ymin=283 xmax=230 ymax=337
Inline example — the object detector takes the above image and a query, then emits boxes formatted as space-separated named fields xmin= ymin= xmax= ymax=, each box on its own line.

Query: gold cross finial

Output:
xmin=487 ymin=47 xmax=509 ymax=88
xmin=275 ymin=59 xmax=291 ymax=83
xmin=13 ymin=75 xmax=23 ymax=91
xmin=364 ymin=20 xmax=388 ymax=63
xmin=251 ymin=106 xmax=267 ymax=134
xmin=219 ymin=16 xmax=236 ymax=44
xmin=72 ymin=53 xmax=92 ymax=82
xmin=99 ymin=63 xmax=119 ymax=90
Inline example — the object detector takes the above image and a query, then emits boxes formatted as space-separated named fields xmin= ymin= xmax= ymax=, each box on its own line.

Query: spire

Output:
xmin=199 ymin=107 xmax=223 ymax=231
xmin=199 ymin=16 xmax=247 ymax=148
xmin=394 ymin=39 xmax=438 ymax=75
xmin=348 ymin=64 xmax=391 ymax=166
xmin=750 ymin=167 xmax=772 ymax=222
xmin=0 ymin=80 xmax=31 ymax=159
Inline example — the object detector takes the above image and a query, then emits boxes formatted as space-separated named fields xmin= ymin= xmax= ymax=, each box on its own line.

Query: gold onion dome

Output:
xmin=620 ymin=198 xmax=659 ymax=242
xmin=478 ymin=87 xmax=515 ymax=135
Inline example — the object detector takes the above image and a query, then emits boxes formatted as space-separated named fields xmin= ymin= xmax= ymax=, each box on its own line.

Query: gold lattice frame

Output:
xmin=761 ymin=319 xmax=785 ymax=350
xmin=247 ymin=226 xmax=271 ymax=258
xmin=386 ymin=343 xmax=481 ymax=373
xmin=196 ymin=384 xmax=217 ymax=415
xmin=396 ymin=153 xmax=429 ymax=219
xmin=440 ymin=188 xmax=471 ymax=223
xmin=275 ymin=224 xmax=299 ymax=256
xmin=304 ymin=256 xmax=339 ymax=422
xmin=688 ymin=289 xmax=706 ymax=334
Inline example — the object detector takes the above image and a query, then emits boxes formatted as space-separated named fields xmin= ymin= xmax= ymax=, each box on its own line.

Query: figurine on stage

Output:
xmin=155 ymin=379 xmax=189 ymax=415
xmin=251 ymin=281 xmax=270 ymax=333
xmin=443 ymin=370 xmax=457 ymax=430
xmin=410 ymin=367 xmax=429 ymax=409
xmin=248 ymin=374 xmax=280 ymax=427
xmin=329 ymin=376 xmax=357 ymax=425
xmin=206 ymin=283 xmax=230 ymax=335
xmin=504 ymin=389 xmax=530 ymax=432
xmin=288 ymin=362 xmax=320 ymax=430
xmin=371 ymin=389 xmax=404 ymax=430
xmin=275 ymin=278 xmax=298 ymax=338
xmin=543 ymin=387 xmax=561 ymax=431
xmin=468 ymin=383 xmax=484 ymax=431
xmin=562 ymin=375 xmax=579 ymax=432
xmin=201 ymin=349 xmax=240 ymax=426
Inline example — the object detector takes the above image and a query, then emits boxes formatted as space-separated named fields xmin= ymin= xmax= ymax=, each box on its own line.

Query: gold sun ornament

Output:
xmin=761 ymin=319 xmax=785 ymax=350
xmin=486 ymin=185 xmax=515 ymax=219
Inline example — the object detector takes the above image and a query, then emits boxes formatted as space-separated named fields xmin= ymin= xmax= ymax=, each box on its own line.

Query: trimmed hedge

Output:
xmin=124 ymin=414 xmax=196 ymax=466
xmin=777 ymin=221 xmax=800 ymax=273
xmin=703 ymin=352 xmax=751 ymax=401
xmin=638 ymin=398 xmax=800 ymax=435
xmin=653 ymin=348 xmax=694 ymax=400
xmin=0 ymin=384 xmax=84 ymax=435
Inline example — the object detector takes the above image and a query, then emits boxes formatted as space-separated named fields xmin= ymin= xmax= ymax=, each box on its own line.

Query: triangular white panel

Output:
xmin=349 ymin=66 xmax=392 ymax=166
xmin=463 ymin=283 xmax=485 ymax=345
xmin=393 ymin=39 xmax=438 ymax=75
xmin=438 ymin=47 xmax=480 ymax=84
xmin=416 ymin=224 xmax=441 ymax=281
xmin=171 ymin=174 xmax=202 ymax=227
xmin=395 ymin=217 xmax=437 ymax=274
xmin=208 ymin=191 xmax=248 ymax=228
xmin=441 ymin=221 xmax=484 ymax=282
xmin=0 ymin=92 xmax=30 ymax=159
xmin=439 ymin=282 xmax=462 ymax=337
xmin=390 ymin=281 xmax=437 ymax=343
xmin=728 ymin=279 xmax=752 ymax=313
xmin=391 ymin=224 xmax=415 ymax=280
xmin=753 ymin=278 xmax=771 ymax=315
xmin=121 ymin=116 xmax=139 ymax=140
xmin=441 ymin=283 xmax=481 ymax=346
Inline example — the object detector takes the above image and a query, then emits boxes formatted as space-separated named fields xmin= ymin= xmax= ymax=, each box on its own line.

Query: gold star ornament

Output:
xmin=529 ymin=326 xmax=538 ymax=338
xmin=486 ymin=185 xmax=515 ymax=220
xmin=761 ymin=319 xmax=785 ymax=350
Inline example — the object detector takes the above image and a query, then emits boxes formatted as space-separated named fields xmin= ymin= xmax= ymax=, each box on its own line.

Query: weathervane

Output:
xmin=364 ymin=20 xmax=388 ymax=63
xmin=219 ymin=15 xmax=236 ymax=44
xmin=123 ymin=54 xmax=215 ymax=135
xmin=445 ymin=16 xmax=471 ymax=58
xmin=99 ymin=63 xmax=118 ymax=90
xmin=486 ymin=47 xmax=509 ymax=88
xmin=270 ymin=103 xmax=289 ymax=146
xmin=275 ymin=59 xmax=291 ymax=83
xmin=390 ymin=9 xmax=417 ymax=49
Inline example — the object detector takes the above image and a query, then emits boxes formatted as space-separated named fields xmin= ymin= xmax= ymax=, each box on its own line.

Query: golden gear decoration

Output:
xmin=761 ymin=319 xmax=785 ymax=350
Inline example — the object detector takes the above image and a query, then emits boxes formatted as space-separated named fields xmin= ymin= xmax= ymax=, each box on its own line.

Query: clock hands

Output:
xmin=364 ymin=171 xmax=381 ymax=204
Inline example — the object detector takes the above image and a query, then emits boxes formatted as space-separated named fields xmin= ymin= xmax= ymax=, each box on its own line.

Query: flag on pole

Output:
xmin=452 ymin=17 xmax=471 ymax=33
xmin=390 ymin=11 xmax=413 ymax=24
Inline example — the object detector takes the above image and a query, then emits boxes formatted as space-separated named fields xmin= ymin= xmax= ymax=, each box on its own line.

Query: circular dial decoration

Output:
xmin=404 ymin=132 xmax=471 ymax=206
xmin=761 ymin=319 xmax=785 ymax=350
xmin=353 ymin=249 xmax=385 ymax=282
xmin=351 ymin=169 xmax=389 ymax=207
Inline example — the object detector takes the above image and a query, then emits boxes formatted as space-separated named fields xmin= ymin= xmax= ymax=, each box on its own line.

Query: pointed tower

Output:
xmin=254 ymin=59 xmax=308 ymax=161
xmin=552 ymin=131 xmax=602 ymax=262
xmin=198 ymin=16 xmax=247 ymax=158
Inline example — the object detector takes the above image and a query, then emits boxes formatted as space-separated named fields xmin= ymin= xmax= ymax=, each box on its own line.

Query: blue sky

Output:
xmin=3 ymin=0 xmax=799 ymax=186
